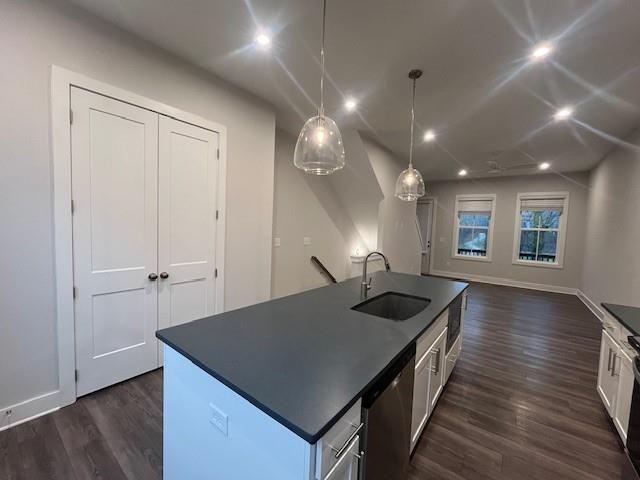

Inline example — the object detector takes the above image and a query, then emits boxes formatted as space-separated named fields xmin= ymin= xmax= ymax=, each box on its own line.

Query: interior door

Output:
xmin=158 ymin=116 xmax=218 ymax=359
xmin=71 ymin=87 xmax=159 ymax=396
xmin=416 ymin=200 xmax=433 ymax=275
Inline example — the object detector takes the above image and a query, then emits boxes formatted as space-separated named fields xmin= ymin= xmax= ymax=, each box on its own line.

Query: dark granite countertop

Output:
xmin=156 ymin=271 xmax=468 ymax=443
xmin=602 ymin=303 xmax=640 ymax=336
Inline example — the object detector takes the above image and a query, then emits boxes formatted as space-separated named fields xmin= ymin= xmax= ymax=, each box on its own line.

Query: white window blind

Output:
xmin=458 ymin=198 xmax=493 ymax=213
xmin=520 ymin=198 xmax=565 ymax=211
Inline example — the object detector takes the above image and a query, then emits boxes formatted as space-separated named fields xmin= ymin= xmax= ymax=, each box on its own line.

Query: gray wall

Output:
xmin=582 ymin=129 xmax=640 ymax=308
xmin=428 ymin=172 xmax=590 ymax=289
xmin=0 ymin=0 xmax=275 ymax=411
xmin=271 ymin=130 xmax=350 ymax=298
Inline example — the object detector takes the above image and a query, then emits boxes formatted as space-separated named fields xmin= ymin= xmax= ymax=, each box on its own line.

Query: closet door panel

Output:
xmin=158 ymin=117 xmax=219 ymax=349
xmin=71 ymin=87 xmax=159 ymax=396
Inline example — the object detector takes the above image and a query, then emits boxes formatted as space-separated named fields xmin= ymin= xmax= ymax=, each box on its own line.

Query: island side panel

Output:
xmin=163 ymin=346 xmax=314 ymax=480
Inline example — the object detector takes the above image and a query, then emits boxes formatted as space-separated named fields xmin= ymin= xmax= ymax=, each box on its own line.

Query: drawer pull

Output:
xmin=325 ymin=435 xmax=361 ymax=480
xmin=331 ymin=422 xmax=364 ymax=459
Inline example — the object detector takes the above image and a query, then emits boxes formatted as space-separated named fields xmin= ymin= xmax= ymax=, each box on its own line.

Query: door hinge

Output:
xmin=215 ymin=210 xmax=219 ymax=220
xmin=214 ymin=268 xmax=218 ymax=278
xmin=71 ymin=199 xmax=75 ymax=214
xmin=70 ymin=109 xmax=74 ymax=125
xmin=73 ymin=286 xmax=77 ymax=299
xmin=216 ymin=148 xmax=220 ymax=159
xmin=75 ymin=369 xmax=78 ymax=382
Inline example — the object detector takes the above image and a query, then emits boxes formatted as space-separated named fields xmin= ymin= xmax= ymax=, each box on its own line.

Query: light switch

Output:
xmin=209 ymin=403 xmax=228 ymax=436
xmin=274 ymin=237 xmax=281 ymax=247
xmin=303 ymin=236 xmax=312 ymax=246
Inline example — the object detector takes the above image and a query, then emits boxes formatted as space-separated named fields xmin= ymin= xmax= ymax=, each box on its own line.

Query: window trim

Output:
xmin=452 ymin=194 xmax=497 ymax=262
xmin=512 ymin=192 xmax=570 ymax=269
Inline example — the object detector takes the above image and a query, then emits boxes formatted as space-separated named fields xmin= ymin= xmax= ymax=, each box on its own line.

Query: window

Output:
xmin=513 ymin=193 xmax=569 ymax=268
xmin=452 ymin=194 xmax=496 ymax=261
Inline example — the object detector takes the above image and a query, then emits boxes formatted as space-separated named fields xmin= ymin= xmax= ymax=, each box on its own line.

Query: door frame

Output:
xmin=51 ymin=65 xmax=227 ymax=408
xmin=416 ymin=196 xmax=437 ymax=275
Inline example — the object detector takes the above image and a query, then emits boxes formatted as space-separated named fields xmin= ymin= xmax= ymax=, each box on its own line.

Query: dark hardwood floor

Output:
xmin=0 ymin=283 xmax=627 ymax=479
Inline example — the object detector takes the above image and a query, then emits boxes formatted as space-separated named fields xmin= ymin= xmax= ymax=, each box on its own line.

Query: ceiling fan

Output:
xmin=481 ymin=150 xmax=538 ymax=175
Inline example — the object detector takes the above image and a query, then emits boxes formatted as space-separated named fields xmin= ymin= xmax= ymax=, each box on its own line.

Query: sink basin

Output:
xmin=351 ymin=292 xmax=431 ymax=321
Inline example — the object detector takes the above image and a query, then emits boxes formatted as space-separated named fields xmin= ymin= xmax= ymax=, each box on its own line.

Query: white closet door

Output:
xmin=158 ymin=117 xmax=218 ymax=349
xmin=71 ymin=87 xmax=159 ymax=396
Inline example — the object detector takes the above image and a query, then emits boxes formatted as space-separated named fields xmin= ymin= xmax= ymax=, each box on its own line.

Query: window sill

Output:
xmin=513 ymin=259 xmax=563 ymax=269
xmin=453 ymin=254 xmax=492 ymax=263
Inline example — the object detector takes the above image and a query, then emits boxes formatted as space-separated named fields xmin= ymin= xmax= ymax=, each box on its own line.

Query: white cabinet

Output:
xmin=597 ymin=313 xmax=637 ymax=445
xmin=315 ymin=400 xmax=362 ymax=480
xmin=410 ymin=346 xmax=432 ymax=451
xmin=614 ymin=347 xmax=634 ymax=443
xmin=598 ymin=329 xmax=620 ymax=415
xmin=410 ymin=309 xmax=450 ymax=453
xmin=428 ymin=328 xmax=448 ymax=413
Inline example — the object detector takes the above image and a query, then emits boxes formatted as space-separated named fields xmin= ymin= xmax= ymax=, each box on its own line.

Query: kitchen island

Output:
xmin=157 ymin=271 xmax=468 ymax=480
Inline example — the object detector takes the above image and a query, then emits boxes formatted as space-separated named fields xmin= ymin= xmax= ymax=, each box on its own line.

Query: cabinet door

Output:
xmin=614 ymin=348 xmax=634 ymax=442
xmin=323 ymin=434 xmax=360 ymax=480
xmin=597 ymin=329 xmax=620 ymax=416
xmin=410 ymin=349 xmax=432 ymax=452
xmin=428 ymin=328 xmax=448 ymax=413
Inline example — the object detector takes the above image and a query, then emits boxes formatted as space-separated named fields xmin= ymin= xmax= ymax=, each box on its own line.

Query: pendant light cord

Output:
xmin=319 ymin=0 xmax=327 ymax=118
xmin=409 ymin=77 xmax=416 ymax=167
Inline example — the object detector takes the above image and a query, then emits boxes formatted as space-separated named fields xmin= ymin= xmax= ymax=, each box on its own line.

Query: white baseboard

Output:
xmin=576 ymin=289 xmax=604 ymax=321
xmin=0 ymin=390 xmax=61 ymax=432
xmin=430 ymin=269 xmax=577 ymax=295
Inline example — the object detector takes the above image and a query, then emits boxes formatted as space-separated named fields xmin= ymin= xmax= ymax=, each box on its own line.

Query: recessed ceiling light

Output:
xmin=539 ymin=162 xmax=551 ymax=170
xmin=530 ymin=43 xmax=554 ymax=61
xmin=254 ymin=31 xmax=272 ymax=50
xmin=345 ymin=98 xmax=357 ymax=111
xmin=554 ymin=107 xmax=573 ymax=121
xmin=458 ymin=169 xmax=468 ymax=177
xmin=423 ymin=130 xmax=436 ymax=142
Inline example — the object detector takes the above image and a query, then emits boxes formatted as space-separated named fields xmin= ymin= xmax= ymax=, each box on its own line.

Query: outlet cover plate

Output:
xmin=209 ymin=403 xmax=228 ymax=436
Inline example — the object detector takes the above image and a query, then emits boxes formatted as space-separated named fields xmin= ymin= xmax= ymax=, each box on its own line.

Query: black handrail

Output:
xmin=311 ymin=256 xmax=337 ymax=284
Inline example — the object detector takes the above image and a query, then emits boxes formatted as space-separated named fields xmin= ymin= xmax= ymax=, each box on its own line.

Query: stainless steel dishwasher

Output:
xmin=360 ymin=345 xmax=415 ymax=480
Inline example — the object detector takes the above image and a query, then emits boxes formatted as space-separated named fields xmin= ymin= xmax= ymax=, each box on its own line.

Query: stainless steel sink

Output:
xmin=351 ymin=292 xmax=431 ymax=321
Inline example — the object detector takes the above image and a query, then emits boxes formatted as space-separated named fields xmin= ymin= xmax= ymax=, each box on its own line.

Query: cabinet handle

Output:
xmin=607 ymin=348 xmax=613 ymax=372
xmin=612 ymin=354 xmax=619 ymax=377
xmin=148 ymin=273 xmax=158 ymax=281
xmin=159 ymin=272 xmax=169 ymax=279
xmin=331 ymin=422 xmax=364 ymax=459
xmin=431 ymin=348 xmax=441 ymax=375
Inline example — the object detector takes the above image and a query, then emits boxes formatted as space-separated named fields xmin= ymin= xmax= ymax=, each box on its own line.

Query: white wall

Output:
xmin=428 ymin=172 xmax=590 ymax=290
xmin=365 ymin=139 xmax=422 ymax=275
xmin=582 ymin=129 xmax=640 ymax=308
xmin=0 ymin=0 xmax=274 ymax=417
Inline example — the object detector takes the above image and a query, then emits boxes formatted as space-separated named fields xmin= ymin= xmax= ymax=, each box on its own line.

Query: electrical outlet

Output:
xmin=303 ymin=236 xmax=312 ymax=246
xmin=274 ymin=237 xmax=281 ymax=247
xmin=209 ymin=403 xmax=228 ymax=436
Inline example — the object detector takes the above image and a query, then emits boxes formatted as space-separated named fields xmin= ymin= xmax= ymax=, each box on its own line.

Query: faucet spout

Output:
xmin=361 ymin=251 xmax=391 ymax=298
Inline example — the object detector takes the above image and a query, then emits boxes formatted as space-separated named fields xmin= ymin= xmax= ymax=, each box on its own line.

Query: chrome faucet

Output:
xmin=361 ymin=251 xmax=391 ymax=298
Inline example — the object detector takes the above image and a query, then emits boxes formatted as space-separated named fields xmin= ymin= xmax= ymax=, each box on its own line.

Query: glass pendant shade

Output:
xmin=395 ymin=165 xmax=426 ymax=201
xmin=294 ymin=115 xmax=345 ymax=175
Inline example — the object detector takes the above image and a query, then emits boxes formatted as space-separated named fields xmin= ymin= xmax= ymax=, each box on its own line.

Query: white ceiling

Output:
xmin=64 ymin=0 xmax=640 ymax=180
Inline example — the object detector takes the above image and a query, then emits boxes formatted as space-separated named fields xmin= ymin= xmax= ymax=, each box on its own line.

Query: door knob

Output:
xmin=160 ymin=272 xmax=169 ymax=279
xmin=148 ymin=273 xmax=158 ymax=281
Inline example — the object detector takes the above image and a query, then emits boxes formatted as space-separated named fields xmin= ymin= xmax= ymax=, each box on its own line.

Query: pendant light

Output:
xmin=395 ymin=69 xmax=426 ymax=201
xmin=294 ymin=0 xmax=345 ymax=175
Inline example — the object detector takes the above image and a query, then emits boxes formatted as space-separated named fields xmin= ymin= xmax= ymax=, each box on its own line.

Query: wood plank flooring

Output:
xmin=0 ymin=283 xmax=627 ymax=479
xmin=410 ymin=282 xmax=626 ymax=480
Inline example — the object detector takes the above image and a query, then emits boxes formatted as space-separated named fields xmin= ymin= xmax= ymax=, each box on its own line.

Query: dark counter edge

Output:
xmin=157 ymin=284 xmax=469 ymax=444
xmin=602 ymin=302 xmax=640 ymax=336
